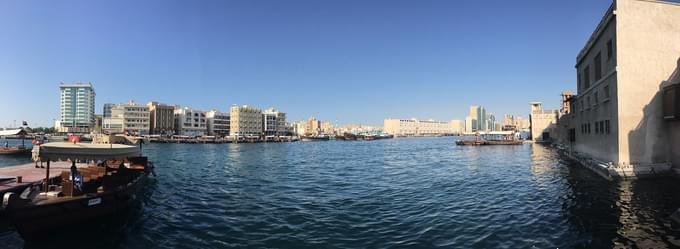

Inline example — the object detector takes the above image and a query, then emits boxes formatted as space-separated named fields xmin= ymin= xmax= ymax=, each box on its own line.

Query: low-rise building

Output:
xmin=292 ymin=121 xmax=307 ymax=136
xmin=305 ymin=117 xmax=321 ymax=136
xmin=206 ymin=109 xmax=230 ymax=137
xmin=383 ymin=118 xmax=453 ymax=136
xmin=174 ymin=107 xmax=207 ymax=137
xmin=335 ymin=124 xmax=383 ymax=135
xmin=229 ymin=105 xmax=262 ymax=137
xmin=560 ymin=0 xmax=680 ymax=176
xmin=320 ymin=121 xmax=334 ymax=134
xmin=262 ymin=108 xmax=287 ymax=136
xmin=102 ymin=101 xmax=150 ymax=135
xmin=529 ymin=102 xmax=559 ymax=141
xmin=147 ymin=102 xmax=176 ymax=135
xmin=450 ymin=120 xmax=464 ymax=134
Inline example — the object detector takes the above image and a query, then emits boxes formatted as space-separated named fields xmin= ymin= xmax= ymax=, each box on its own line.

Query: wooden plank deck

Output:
xmin=0 ymin=162 xmax=90 ymax=193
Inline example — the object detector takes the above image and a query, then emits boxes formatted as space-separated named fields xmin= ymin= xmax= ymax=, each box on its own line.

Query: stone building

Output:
xmin=529 ymin=102 xmax=559 ymax=142
xmin=563 ymin=0 xmax=680 ymax=177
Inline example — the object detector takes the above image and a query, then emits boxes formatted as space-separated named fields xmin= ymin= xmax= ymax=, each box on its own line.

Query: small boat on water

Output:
xmin=0 ymin=146 xmax=31 ymax=155
xmin=1 ymin=142 xmax=154 ymax=241
xmin=301 ymin=134 xmax=330 ymax=141
xmin=0 ymin=128 xmax=31 ymax=155
xmin=455 ymin=131 xmax=524 ymax=146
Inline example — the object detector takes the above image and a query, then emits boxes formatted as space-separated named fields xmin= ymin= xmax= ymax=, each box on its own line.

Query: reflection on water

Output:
xmin=0 ymin=138 xmax=679 ymax=248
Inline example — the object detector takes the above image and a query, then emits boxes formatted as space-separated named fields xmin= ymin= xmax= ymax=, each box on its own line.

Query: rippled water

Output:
xmin=2 ymin=137 xmax=680 ymax=248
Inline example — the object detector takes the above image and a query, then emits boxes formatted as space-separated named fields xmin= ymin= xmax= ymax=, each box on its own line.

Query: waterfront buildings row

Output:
xmin=462 ymin=106 xmax=529 ymax=133
xmin=532 ymin=0 xmax=680 ymax=178
xmin=291 ymin=117 xmax=333 ymax=136
xmin=382 ymin=110 xmax=529 ymax=136
xmin=56 ymin=83 xmax=289 ymax=137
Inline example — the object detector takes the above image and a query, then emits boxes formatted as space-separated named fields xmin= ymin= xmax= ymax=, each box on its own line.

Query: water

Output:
xmin=2 ymin=137 xmax=680 ymax=248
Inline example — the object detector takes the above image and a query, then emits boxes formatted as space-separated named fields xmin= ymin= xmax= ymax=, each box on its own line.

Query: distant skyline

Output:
xmin=0 ymin=0 xmax=613 ymax=127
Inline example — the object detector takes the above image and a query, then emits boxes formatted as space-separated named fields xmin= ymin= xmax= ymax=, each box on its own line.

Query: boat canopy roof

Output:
xmin=462 ymin=131 xmax=515 ymax=136
xmin=38 ymin=142 xmax=141 ymax=161
xmin=0 ymin=128 xmax=27 ymax=136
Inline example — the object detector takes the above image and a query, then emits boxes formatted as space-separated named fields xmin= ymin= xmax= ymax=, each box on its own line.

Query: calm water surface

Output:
xmin=2 ymin=137 xmax=680 ymax=248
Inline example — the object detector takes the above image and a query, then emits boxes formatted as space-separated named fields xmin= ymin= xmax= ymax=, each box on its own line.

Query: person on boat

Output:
xmin=70 ymin=162 xmax=83 ymax=192
xmin=4 ymin=141 xmax=8 ymax=147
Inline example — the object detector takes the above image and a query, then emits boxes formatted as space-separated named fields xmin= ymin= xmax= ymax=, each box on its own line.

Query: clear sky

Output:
xmin=0 ymin=0 xmax=613 ymax=127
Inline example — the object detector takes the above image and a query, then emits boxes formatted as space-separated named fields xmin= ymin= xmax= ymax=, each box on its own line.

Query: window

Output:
xmin=604 ymin=85 xmax=610 ymax=100
xmin=595 ymin=122 xmax=599 ymax=134
xmin=587 ymin=123 xmax=591 ymax=134
xmin=663 ymin=84 xmax=679 ymax=120
xmin=584 ymin=66 xmax=591 ymax=89
xmin=594 ymin=91 xmax=599 ymax=106
xmin=587 ymin=96 xmax=591 ymax=109
xmin=606 ymin=39 xmax=613 ymax=61
xmin=594 ymin=52 xmax=602 ymax=81
xmin=599 ymin=121 xmax=603 ymax=133
xmin=600 ymin=121 xmax=604 ymax=133
xmin=605 ymin=120 xmax=611 ymax=134
xmin=578 ymin=72 xmax=582 ymax=92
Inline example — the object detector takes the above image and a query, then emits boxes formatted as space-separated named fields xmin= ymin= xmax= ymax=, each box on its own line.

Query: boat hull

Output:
xmin=4 ymin=171 xmax=149 ymax=241
xmin=455 ymin=140 xmax=524 ymax=146
xmin=0 ymin=148 xmax=31 ymax=155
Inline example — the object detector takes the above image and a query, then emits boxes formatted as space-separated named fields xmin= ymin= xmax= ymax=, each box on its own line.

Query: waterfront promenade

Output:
xmin=2 ymin=137 xmax=679 ymax=248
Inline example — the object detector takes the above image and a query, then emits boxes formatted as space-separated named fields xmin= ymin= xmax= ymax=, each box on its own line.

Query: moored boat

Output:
xmin=1 ymin=142 xmax=154 ymax=241
xmin=301 ymin=135 xmax=330 ymax=141
xmin=0 ymin=128 xmax=31 ymax=155
xmin=0 ymin=146 xmax=31 ymax=155
xmin=455 ymin=131 xmax=524 ymax=146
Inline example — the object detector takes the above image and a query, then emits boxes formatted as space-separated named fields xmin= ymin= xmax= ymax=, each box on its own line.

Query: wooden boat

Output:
xmin=301 ymin=135 xmax=330 ymax=141
xmin=455 ymin=140 xmax=523 ymax=145
xmin=0 ymin=128 xmax=31 ymax=155
xmin=1 ymin=142 xmax=154 ymax=241
xmin=456 ymin=131 xmax=524 ymax=146
xmin=0 ymin=146 xmax=31 ymax=155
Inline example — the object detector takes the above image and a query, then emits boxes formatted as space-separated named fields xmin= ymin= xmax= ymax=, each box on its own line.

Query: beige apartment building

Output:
xmin=230 ymin=105 xmax=262 ymax=137
xmin=383 ymin=118 xmax=453 ymax=136
xmin=320 ymin=121 xmax=334 ymax=134
xmin=102 ymin=101 xmax=150 ymax=135
xmin=147 ymin=101 xmax=175 ymax=135
xmin=564 ymin=0 xmax=680 ymax=176
xmin=304 ymin=117 xmax=321 ymax=136
xmin=450 ymin=120 xmax=464 ymax=134
xmin=174 ymin=107 xmax=207 ymax=137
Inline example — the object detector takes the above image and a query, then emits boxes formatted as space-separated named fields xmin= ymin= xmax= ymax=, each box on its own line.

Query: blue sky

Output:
xmin=0 ymin=0 xmax=612 ymax=127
